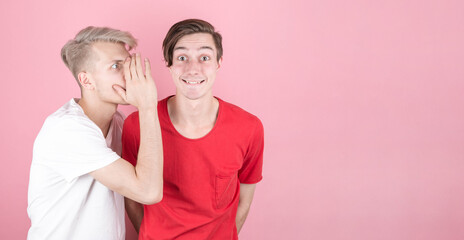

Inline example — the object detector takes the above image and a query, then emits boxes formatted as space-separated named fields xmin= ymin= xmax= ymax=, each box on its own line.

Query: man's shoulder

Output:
xmin=219 ymin=98 xmax=262 ymax=126
xmin=44 ymin=100 xmax=90 ymax=128
xmin=124 ymin=98 xmax=168 ymax=127
xmin=34 ymin=101 xmax=102 ymax=156
xmin=38 ymin=100 xmax=100 ymax=144
xmin=124 ymin=110 xmax=140 ymax=128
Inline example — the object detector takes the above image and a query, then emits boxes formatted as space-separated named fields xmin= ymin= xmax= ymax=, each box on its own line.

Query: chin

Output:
xmin=180 ymin=92 xmax=203 ymax=101
xmin=180 ymin=89 xmax=213 ymax=101
xmin=114 ymin=96 xmax=129 ymax=105
xmin=105 ymin=98 xmax=128 ymax=106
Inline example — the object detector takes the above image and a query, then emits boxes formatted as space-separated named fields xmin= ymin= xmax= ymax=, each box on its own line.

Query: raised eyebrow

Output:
xmin=173 ymin=46 xmax=187 ymax=51
xmin=173 ymin=46 xmax=214 ymax=52
xmin=199 ymin=46 xmax=214 ymax=51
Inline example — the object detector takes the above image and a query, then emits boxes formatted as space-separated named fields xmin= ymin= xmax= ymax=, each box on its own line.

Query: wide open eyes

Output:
xmin=176 ymin=55 xmax=211 ymax=62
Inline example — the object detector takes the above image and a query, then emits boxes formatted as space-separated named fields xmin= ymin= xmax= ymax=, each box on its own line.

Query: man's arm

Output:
xmin=90 ymin=54 xmax=163 ymax=205
xmin=236 ymin=183 xmax=257 ymax=234
xmin=125 ymin=197 xmax=144 ymax=233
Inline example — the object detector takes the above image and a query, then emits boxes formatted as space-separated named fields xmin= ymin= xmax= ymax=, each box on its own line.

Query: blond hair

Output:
xmin=61 ymin=26 xmax=137 ymax=81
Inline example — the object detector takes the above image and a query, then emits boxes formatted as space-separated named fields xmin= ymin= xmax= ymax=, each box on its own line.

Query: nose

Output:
xmin=185 ymin=59 xmax=200 ymax=75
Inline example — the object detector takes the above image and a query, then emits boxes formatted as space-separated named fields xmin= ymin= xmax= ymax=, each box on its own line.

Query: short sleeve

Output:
xmin=34 ymin=117 xmax=120 ymax=182
xmin=121 ymin=112 xmax=140 ymax=167
xmin=238 ymin=118 xmax=264 ymax=184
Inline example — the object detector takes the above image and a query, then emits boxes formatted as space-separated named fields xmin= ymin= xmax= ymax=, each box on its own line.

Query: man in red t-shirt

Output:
xmin=122 ymin=19 xmax=264 ymax=240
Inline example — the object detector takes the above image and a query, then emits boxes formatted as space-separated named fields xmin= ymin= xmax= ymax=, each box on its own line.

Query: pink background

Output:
xmin=1 ymin=0 xmax=464 ymax=239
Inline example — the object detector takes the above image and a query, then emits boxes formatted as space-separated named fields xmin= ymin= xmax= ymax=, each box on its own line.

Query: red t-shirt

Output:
xmin=122 ymin=96 xmax=264 ymax=240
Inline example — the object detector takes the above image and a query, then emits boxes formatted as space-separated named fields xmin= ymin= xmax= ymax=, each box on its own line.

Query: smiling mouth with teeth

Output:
xmin=182 ymin=79 xmax=205 ymax=84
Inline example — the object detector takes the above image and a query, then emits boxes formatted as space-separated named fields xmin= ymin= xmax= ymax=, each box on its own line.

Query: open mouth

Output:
xmin=182 ymin=79 xmax=205 ymax=85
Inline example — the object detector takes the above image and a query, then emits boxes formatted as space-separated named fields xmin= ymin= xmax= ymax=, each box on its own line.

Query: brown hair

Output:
xmin=61 ymin=26 xmax=137 ymax=81
xmin=162 ymin=19 xmax=223 ymax=67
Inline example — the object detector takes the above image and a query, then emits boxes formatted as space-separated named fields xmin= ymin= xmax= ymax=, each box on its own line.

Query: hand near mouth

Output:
xmin=113 ymin=53 xmax=158 ymax=110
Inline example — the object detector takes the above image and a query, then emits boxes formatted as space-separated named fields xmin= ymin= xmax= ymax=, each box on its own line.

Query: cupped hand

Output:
xmin=113 ymin=53 xmax=158 ymax=110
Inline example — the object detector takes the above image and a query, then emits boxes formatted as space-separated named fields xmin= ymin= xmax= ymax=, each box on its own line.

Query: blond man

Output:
xmin=27 ymin=26 xmax=163 ymax=240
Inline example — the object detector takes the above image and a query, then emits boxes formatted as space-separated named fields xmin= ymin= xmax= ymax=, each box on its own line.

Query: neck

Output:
xmin=167 ymin=94 xmax=219 ymax=128
xmin=77 ymin=95 xmax=117 ymax=138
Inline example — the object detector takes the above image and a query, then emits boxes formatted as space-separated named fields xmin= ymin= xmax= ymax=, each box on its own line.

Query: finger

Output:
xmin=130 ymin=53 xmax=138 ymax=80
xmin=113 ymin=84 xmax=127 ymax=102
xmin=123 ymin=57 xmax=131 ymax=82
xmin=144 ymin=58 xmax=152 ymax=79
xmin=135 ymin=53 xmax=144 ymax=80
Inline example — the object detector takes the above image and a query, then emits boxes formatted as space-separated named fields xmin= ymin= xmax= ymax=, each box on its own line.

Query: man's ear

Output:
xmin=77 ymin=72 xmax=94 ymax=90
xmin=217 ymin=57 xmax=223 ymax=70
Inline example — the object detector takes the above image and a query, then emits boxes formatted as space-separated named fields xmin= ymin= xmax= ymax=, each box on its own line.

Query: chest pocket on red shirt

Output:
xmin=215 ymin=174 xmax=238 ymax=209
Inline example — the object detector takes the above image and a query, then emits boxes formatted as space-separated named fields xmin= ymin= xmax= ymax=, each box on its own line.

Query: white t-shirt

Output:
xmin=27 ymin=99 xmax=125 ymax=240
